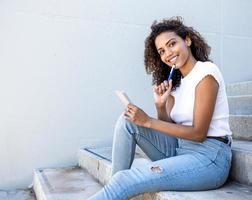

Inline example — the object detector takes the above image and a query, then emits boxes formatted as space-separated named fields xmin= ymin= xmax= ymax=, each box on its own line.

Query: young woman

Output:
xmin=88 ymin=16 xmax=232 ymax=200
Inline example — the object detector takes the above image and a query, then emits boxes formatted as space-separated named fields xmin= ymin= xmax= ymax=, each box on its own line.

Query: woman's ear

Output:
xmin=185 ymin=36 xmax=192 ymax=46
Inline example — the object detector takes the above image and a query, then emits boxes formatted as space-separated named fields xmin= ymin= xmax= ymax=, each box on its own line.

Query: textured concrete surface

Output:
xmin=33 ymin=167 xmax=102 ymax=200
xmin=227 ymin=80 xmax=252 ymax=186
xmin=150 ymin=182 xmax=252 ymax=200
xmin=79 ymin=148 xmax=112 ymax=186
xmin=228 ymin=95 xmax=252 ymax=115
xmin=226 ymin=81 xmax=252 ymax=96
xmin=79 ymin=147 xmax=252 ymax=200
xmin=231 ymin=140 xmax=252 ymax=186
xmin=82 ymin=140 xmax=252 ymax=186
xmin=229 ymin=115 xmax=252 ymax=140
xmin=0 ymin=189 xmax=36 ymax=200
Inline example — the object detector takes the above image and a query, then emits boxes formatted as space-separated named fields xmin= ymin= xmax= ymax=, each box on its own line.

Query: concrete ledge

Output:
xmin=226 ymin=81 xmax=252 ymax=96
xmin=229 ymin=115 xmax=252 ymax=140
xmin=80 ymin=142 xmax=252 ymax=187
xmin=79 ymin=148 xmax=112 ymax=185
xmin=228 ymin=95 xmax=252 ymax=115
xmin=33 ymin=169 xmax=47 ymax=200
xmin=231 ymin=140 xmax=252 ymax=186
xmin=79 ymin=147 xmax=252 ymax=200
xmin=33 ymin=167 xmax=102 ymax=200
xmin=151 ymin=182 xmax=252 ymax=200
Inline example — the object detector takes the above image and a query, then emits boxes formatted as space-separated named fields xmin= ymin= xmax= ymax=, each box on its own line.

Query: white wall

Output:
xmin=0 ymin=0 xmax=251 ymax=189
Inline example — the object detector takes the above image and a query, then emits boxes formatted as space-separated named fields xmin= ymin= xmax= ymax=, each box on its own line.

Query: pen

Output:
xmin=167 ymin=64 xmax=176 ymax=81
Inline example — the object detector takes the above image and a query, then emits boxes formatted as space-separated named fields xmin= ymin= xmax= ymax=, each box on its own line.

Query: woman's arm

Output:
xmin=156 ymin=95 xmax=174 ymax=122
xmin=153 ymin=80 xmax=174 ymax=122
xmin=125 ymin=75 xmax=219 ymax=142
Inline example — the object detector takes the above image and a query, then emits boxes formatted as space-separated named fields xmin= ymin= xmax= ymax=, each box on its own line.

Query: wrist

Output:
xmin=155 ymin=103 xmax=166 ymax=109
xmin=145 ymin=117 xmax=154 ymax=128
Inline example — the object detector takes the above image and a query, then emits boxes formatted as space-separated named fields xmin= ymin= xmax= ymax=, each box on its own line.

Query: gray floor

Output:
xmin=0 ymin=189 xmax=36 ymax=200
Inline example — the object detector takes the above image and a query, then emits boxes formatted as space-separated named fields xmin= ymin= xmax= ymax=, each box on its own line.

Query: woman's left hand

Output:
xmin=124 ymin=104 xmax=151 ymax=128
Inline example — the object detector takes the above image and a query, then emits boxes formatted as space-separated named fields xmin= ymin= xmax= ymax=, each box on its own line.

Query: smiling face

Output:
xmin=155 ymin=31 xmax=193 ymax=69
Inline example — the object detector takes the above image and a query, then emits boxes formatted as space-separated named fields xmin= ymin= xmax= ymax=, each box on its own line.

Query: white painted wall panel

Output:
xmin=0 ymin=0 xmax=251 ymax=189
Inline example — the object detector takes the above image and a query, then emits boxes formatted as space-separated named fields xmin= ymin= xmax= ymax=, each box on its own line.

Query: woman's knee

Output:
xmin=111 ymin=170 xmax=138 ymax=191
xmin=107 ymin=170 xmax=132 ymax=197
xmin=114 ymin=113 xmax=138 ymax=134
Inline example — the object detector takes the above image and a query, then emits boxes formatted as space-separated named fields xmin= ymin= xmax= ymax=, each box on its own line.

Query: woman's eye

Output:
xmin=159 ymin=50 xmax=164 ymax=55
xmin=169 ymin=41 xmax=176 ymax=47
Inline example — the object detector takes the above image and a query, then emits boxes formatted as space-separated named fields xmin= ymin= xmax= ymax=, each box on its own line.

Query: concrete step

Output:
xmin=0 ymin=189 xmax=36 ymax=200
xmin=33 ymin=167 xmax=102 ymax=200
xmin=80 ymin=141 xmax=252 ymax=187
xmin=226 ymin=81 xmax=252 ymax=96
xmin=133 ymin=141 xmax=252 ymax=187
xmin=231 ymin=140 xmax=252 ymax=186
xmin=229 ymin=115 xmax=252 ymax=141
xmin=79 ymin=147 xmax=252 ymax=200
xmin=228 ymin=95 xmax=252 ymax=115
xmin=78 ymin=147 xmax=146 ymax=186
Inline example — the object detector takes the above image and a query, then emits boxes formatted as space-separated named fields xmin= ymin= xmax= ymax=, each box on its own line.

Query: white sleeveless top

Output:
xmin=170 ymin=61 xmax=232 ymax=137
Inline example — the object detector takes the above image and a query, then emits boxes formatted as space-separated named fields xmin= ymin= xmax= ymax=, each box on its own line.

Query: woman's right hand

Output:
xmin=153 ymin=80 xmax=172 ymax=108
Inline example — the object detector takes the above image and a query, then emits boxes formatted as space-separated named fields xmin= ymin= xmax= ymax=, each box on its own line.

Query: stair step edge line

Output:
xmin=33 ymin=170 xmax=49 ymax=200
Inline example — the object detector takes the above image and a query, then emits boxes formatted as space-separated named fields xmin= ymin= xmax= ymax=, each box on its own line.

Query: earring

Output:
xmin=186 ymin=41 xmax=191 ymax=46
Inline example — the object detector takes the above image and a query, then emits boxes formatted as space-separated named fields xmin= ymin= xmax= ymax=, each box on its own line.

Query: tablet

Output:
xmin=115 ymin=90 xmax=132 ymax=107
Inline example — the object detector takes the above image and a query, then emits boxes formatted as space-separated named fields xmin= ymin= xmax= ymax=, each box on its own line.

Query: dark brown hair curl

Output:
xmin=144 ymin=16 xmax=211 ymax=90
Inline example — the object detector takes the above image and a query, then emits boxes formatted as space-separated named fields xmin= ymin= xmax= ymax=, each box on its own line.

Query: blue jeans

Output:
xmin=88 ymin=114 xmax=232 ymax=200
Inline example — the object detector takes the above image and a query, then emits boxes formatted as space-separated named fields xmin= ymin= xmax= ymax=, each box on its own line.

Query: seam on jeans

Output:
xmin=168 ymin=161 xmax=213 ymax=179
xmin=125 ymin=120 xmax=177 ymax=158
xmin=121 ymin=163 xmax=212 ymax=197
xmin=111 ymin=175 xmax=131 ymax=200
xmin=210 ymin=143 xmax=230 ymax=168
xmin=131 ymin=131 xmax=170 ymax=158
xmin=160 ymin=163 xmax=217 ymax=189
xmin=212 ymin=146 xmax=232 ymax=171
xmin=182 ymin=140 xmax=222 ymax=164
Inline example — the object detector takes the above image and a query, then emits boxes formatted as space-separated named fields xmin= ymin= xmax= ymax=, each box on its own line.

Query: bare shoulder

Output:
xmin=195 ymin=75 xmax=219 ymax=93
xmin=192 ymin=75 xmax=219 ymax=139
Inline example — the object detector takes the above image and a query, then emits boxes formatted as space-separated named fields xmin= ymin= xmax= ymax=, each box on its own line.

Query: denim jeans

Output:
xmin=88 ymin=114 xmax=232 ymax=200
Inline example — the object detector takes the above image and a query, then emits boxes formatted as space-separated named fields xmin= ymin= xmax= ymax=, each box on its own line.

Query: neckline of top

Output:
xmin=181 ymin=61 xmax=200 ymax=82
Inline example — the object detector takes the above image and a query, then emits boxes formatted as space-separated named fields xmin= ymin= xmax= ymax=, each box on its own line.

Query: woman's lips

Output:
xmin=169 ymin=56 xmax=177 ymax=64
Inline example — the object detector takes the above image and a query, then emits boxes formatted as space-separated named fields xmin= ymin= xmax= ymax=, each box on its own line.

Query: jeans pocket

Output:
xmin=214 ymin=145 xmax=232 ymax=171
xmin=179 ymin=139 xmax=220 ymax=162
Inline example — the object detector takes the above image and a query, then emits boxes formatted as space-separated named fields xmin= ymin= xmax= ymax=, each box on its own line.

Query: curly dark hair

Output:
xmin=144 ymin=16 xmax=211 ymax=90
